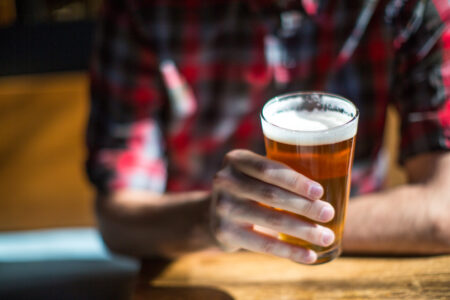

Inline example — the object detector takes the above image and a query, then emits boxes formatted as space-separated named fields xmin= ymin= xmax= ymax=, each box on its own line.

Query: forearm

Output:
xmin=96 ymin=189 xmax=217 ymax=258
xmin=343 ymin=183 xmax=450 ymax=254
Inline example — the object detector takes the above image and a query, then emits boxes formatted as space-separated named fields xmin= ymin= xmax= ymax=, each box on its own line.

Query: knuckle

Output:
xmin=252 ymin=159 xmax=269 ymax=174
xmin=214 ymin=196 xmax=230 ymax=215
xmin=215 ymin=228 xmax=230 ymax=246
xmin=259 ymin=185 xmax=277 ymax=202
xmin=247 ymin=156 xmax=274 ymax=177
xmin=215 ymin=195 xmax=249 ymax=221
xmin=215 ymin=223 xmax=243 ymax=252
xmin=214 ymin=220 xmax=234 ymax=241
xmin=214 ymin=168 xmax=232 ymax=187
xmin=227 ymin=201 xmax=245 ymax=218
xmin=225 ymin=149 xmax=242 ymax=162
xmin=265 ymin=210 xmax=284 ymax=228
xmin=215 ymin=168 xmax=229 ymax=180
xmin=260 ymin=240 xmax=276 ymax=253
xmin=288 ymin=174 xmax=307 ymax=192
xmin=304 ymin=224 xmax=320 ymax=243
xmin=299 ymin=199 xmax=314 ymax=216
xmin=212 ymin=175 xmax=222 ymax=188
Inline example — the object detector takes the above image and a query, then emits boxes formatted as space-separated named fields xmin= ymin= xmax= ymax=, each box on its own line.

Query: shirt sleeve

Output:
xmin=86 ymin=0 xmax=167 ymax=194
xmin=390 ymin=0 xmax=450 ymax=164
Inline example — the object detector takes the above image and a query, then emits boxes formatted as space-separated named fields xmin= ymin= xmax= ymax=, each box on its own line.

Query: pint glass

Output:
xmin=260 ymin=92 xmax=359 ymax=264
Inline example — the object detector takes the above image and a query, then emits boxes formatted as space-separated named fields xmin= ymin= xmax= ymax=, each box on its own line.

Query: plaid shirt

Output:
xmin=87 ymin=0 xmax=450 ymax=196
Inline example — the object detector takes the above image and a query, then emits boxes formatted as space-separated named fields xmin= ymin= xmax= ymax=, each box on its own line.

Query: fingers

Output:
xmin=216 ymin=220 xmax=317 ymax=264
xmin=216 ymin=197 xmax=335 ymax=247
xmin=212 ymin=149 xmax=337 ymax=264
xmin=225 ymin=149 xmax=323 ymax=200
xmin=214 ymin=167 xmax=334 ymax=223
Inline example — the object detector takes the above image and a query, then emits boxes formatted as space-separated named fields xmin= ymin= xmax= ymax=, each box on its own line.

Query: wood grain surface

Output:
xmin=136 ymin=251 xmax=450 ymax=300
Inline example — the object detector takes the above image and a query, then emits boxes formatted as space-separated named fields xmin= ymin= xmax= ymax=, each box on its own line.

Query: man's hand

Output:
xmin=210 ymin=149 xmax=335 ymax=264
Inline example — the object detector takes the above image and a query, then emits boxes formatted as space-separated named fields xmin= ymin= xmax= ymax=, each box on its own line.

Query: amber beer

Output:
xmin=260 ymin=92 xmax=359 ymax=264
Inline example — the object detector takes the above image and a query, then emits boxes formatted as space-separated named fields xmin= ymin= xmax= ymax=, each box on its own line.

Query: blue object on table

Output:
xmin=0 ymin=228 xmax=140 ymax=300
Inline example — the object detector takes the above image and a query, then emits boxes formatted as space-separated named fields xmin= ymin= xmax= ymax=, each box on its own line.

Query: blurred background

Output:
xmin=0 ymin=0 xmax=101 ymax=231
xmin=0 ymin=0 xmax=406 ymax=233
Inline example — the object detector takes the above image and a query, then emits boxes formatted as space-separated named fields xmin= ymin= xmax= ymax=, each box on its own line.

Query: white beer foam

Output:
xmin=262 ymin=110 xmax=358 ymax=145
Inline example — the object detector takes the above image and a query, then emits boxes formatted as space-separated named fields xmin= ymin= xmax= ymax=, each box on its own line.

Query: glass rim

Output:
xmin=260 ymin=91 xmax=360 ymax=134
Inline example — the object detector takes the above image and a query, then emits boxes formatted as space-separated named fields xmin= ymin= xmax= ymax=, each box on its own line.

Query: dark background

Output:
xmin=0 ymin=0 xmax=99 ymax=76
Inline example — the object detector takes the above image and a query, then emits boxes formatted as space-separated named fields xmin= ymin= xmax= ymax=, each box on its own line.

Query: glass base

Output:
xmin=278 ymin=233 xmax=342 ymax=265
xmin=313 ymin=246 xmax=341 ymax=265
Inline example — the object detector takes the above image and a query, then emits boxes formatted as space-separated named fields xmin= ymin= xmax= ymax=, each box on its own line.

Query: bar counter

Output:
xmin=135 ymin=251 xmax=450 ymax=299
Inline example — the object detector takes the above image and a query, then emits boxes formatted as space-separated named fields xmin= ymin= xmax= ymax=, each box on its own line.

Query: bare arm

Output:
xmin=343 ymin=152 xmax=450 ymax=254
xmin=97 ymin=150 xmax=450 ymax=260
xmin=96 ymin=190 xmax=215 ymax=258
xmin=97 ymin=149 xmax=335 ymax=263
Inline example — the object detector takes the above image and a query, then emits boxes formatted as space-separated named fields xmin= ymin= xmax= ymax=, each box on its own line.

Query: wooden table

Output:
xmin=135 ymin=251 xmax=450 ymax=299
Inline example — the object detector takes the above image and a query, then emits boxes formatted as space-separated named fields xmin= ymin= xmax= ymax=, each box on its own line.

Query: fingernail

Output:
xmin=308 ymin=183 xmax=323 ymax=199
xmin=321 ymin=230 xmax=334 ymax=246
xmin=303 ymin=250 xmax=317 ymax=264
xmin=319 ymin=206 xmax=334 ymax=222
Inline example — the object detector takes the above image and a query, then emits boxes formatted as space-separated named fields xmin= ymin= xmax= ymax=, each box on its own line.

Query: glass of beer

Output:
xmin=260 ymin=92 xmax=359 ymax=264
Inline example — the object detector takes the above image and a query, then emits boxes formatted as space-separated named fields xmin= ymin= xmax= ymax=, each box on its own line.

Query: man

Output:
xmin=87 ymin=0 xmax=450 ymax=264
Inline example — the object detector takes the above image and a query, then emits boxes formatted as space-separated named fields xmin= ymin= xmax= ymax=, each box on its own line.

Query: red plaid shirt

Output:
xmin=87 ymin=0 xmax=450 ymax=196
